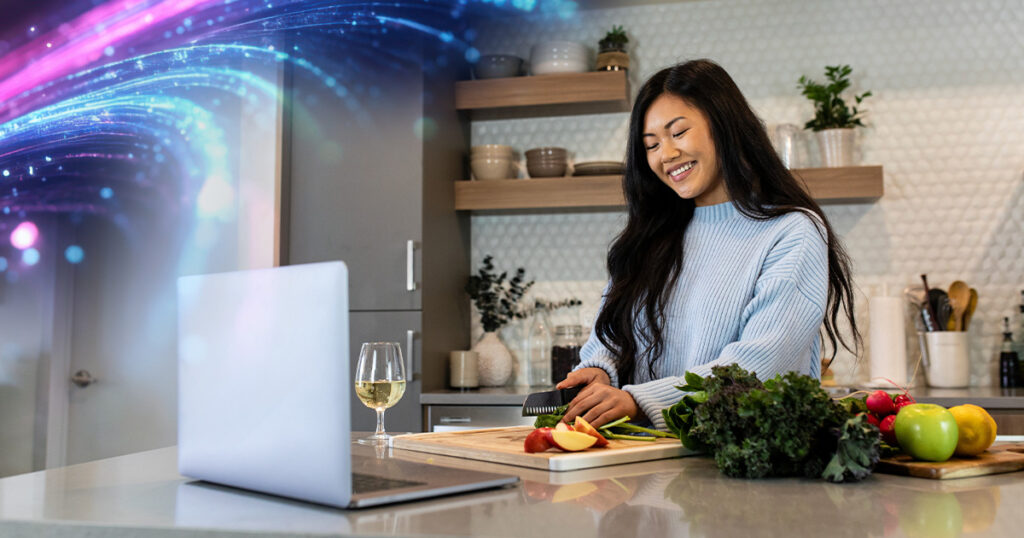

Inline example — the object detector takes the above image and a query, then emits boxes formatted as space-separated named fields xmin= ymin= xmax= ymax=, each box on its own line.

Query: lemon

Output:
xmin=947 ymin=404 xmax=997 ymax=456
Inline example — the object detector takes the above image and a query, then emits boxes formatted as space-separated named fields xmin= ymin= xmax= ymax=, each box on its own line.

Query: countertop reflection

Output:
xmin=1 ymin=442 xmax=1022 ymax=537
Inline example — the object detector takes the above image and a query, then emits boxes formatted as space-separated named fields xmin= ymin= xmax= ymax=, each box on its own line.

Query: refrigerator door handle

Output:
xmin=406 ymin=329 xmax=418 ymax=380
xmin=406 ymin=240 xmax=419 ymax=292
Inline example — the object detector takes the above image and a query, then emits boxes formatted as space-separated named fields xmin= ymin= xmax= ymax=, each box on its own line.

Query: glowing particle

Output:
xmin=10 ymin=221 xmax=39 ymax=250
xmin=145 ymin=14 xmax=154 ymax=23
xmin=440 ymin=32 xmax=453 ymax=43
xmin=100 ymin=187 xmax=114 ymax=199
xmin=28 ymin=166 xmax=33 ymax=175
xmin=2 ymin=207 xmax=8 ymax=214
xmin=46 ymin=42 xmax=52 ymax=48
xmin=65 ymin=245 xmax=84 ymax=264
xmin=2 ymin=170 xmax=8 ymax=177
xmin=22 ymin=248 xmax=40 ymax=266
xmin=29 ymin=26 xmax=36 ymax=33
xmin=104 ymin=45 xmax=115 ymax=56
xmin=465 ymin=47 xmax=480 ymax=63
xmin=44 ymin=156 xmax=52 ymax=162
xmin=0 ymin=257 xmax=6 ymax=272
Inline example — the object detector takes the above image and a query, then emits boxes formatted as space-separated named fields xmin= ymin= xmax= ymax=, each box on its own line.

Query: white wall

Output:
xmin=469 ymin=0 xmax=1024 ymax=386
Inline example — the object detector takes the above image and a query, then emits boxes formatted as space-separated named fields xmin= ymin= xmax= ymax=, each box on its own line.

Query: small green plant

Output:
xmin=599 ymin=25 xmax=628 ymax=51
xmin=519 ymin=297 xmax=582 ymax=318
xmin=797 ymin=65 xmax=872 ymax=131
xmin=465 ymin=255 xmax=534 ymax=332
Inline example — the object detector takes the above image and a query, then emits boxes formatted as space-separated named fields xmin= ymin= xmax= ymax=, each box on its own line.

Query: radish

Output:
xmin=866 ymin=413 xmax=880 ymax=427
xmin=893 ymin=393 xmax=916 ymax=410
xmin=879 ymin=414 xmax=898 ymax=445
xmin=866 ymin=390 xmax=896 ymax=416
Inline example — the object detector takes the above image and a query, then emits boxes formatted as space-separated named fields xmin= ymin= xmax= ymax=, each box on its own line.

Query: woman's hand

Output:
xmin=563 ymin=384 xmax=642 ymax=428
xmin=556 ymin=367 xmax=611 ymax=390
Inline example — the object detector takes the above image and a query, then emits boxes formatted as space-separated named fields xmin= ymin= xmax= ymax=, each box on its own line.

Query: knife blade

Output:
xmin=521 ymin=386 xmax=583 ymax=416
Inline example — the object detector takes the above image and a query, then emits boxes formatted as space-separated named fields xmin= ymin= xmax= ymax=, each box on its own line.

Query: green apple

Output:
xmin=893 ymin=403 xmax=959 ymax=462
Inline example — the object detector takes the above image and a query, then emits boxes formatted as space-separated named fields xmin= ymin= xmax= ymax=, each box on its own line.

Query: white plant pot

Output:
xmin=473 ymin=331 xmax=513 ymax=387
xmin=816 ymin=128 xmax=856 ymax=167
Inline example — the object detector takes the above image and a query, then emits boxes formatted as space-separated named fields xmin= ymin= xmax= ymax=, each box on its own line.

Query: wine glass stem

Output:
xmin=375 ymin=408 xmax=386 ymax=438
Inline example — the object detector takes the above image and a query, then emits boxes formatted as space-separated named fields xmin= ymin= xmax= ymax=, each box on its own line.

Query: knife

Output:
xmin=521 ymin=386 xmax=583 ymax=416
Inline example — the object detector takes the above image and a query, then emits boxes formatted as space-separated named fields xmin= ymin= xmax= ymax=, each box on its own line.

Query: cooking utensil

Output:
xmin=521 ymin=385 xmax=582 ymax=416
xmin=963 ymin=288 xmax=979 ymax=330
xmin=930 ymin=289 xmax=951 ymax=330
xmin=947 ymin=280 xmax=970 ymax=331
xmin=919 ymin=275 xmax=942 ymax=331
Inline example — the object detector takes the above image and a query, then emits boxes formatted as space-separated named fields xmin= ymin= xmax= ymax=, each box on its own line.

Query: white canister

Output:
xmin=920 ymin=332 xmax=970 ymax=388
xmin=868 ymin=293 xmax=908 ymax=387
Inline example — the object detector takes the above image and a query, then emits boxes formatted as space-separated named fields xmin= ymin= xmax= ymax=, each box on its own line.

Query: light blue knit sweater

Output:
xmin=576 ymin=201 xmax=829 ymax=430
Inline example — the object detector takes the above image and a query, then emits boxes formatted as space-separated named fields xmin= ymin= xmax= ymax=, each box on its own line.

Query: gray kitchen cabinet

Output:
xmin=349 ymin=311 xmax=422 ymax=433
xmin=283 ymin=38 xmax=471 ymax=432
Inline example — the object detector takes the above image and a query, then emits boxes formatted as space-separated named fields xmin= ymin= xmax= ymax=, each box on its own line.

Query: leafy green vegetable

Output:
xmin=532 ymin=408 xmax=678 ymax=440
xmin=665 ymin=364 xmax=880 ymax=482
xmin=533 ymin=404 xmax=569 ymax=428
xmin=822 ymin=414 xmax=881 ymax=483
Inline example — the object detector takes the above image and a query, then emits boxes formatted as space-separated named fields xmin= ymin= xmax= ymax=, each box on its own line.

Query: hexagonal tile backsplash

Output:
xmin=468 ymin=0 xmax=1024 ymax=386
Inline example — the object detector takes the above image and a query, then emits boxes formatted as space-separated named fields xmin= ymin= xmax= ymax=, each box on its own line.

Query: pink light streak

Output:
xmin=0 ymin=0 xmax=216 ymax=120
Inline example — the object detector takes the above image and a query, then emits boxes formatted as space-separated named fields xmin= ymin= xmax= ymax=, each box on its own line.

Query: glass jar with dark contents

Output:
xmin=551 ymin=324 xmax=584 ymax=385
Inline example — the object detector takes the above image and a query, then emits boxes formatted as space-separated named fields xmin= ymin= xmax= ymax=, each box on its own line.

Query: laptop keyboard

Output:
xmin=351 ymin=472 xmax=426 ymax=494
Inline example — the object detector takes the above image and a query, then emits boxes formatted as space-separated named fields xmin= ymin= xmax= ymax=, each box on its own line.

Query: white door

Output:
xmin=44 ymin=58 xmax=285 ymax=467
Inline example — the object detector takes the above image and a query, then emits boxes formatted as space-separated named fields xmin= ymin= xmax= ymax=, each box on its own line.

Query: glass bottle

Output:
xmin=551 ymin=325 xmax=584 ymax=386
xmin=999 ymin=317 xmax=1019 ymax=389
xmin=526 ymin=310 xmax=552 ymax=387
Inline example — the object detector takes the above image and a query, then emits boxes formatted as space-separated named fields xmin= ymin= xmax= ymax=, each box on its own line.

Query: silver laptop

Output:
xmin=177 ymin=261 xmax=518 ymax=508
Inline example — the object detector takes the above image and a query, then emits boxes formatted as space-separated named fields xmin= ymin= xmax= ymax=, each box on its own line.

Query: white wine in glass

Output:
xmin=355 ymin=342 xmax=406 ymax=445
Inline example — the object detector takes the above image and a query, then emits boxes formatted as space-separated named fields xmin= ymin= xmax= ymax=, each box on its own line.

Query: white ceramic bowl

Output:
xmin=470 ymin=144 xmax=514 ymax=157
xmin=530 ymin=41 xmax=588 ymax=75
xmin=471 ymin=157 xmax=514 ymax=181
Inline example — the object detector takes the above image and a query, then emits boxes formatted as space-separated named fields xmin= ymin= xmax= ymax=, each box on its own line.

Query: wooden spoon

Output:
xmin=947 ymin=280 xmax=970 ymax=331
xmin=962 ymin=288 xmax=979 ymax=330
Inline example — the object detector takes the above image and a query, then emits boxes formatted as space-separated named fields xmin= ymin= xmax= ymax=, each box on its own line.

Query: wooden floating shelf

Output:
xmin=454 ymin=166 xmax=884 ymax=211
xmin=455 ymin=71 xmax=630 ymax=119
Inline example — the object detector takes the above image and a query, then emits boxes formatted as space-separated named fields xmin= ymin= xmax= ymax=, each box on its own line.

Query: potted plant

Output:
xmin=596 ymin=25 xmax=629 ymax=72
xmin=465 ymin=255 xmax=534 ymax=386
xmin=797 ymin=65 xmax=872 ymax=167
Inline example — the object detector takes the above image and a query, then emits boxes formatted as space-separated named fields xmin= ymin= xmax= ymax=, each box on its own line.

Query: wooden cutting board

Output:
xmin=392 ymin=426 xmax=694 ymax=471
xmin=875 ymin=445 xmax=1024 ymax=479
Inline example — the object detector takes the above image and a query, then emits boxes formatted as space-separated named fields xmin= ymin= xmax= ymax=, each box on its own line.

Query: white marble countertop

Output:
xmin=2 ymin=442 xmax=1024 ymax=537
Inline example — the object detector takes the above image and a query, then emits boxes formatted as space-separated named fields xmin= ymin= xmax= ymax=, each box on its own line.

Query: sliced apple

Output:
xmin=545 ymin=429 xmax=598 ymax=452
xmin=554 ymin=421 xmax=575 ymax=432
xmin=524 ymin=428 xmax=553 ymax=453
xmin=572 ymin=416 xmax=609 ymax=447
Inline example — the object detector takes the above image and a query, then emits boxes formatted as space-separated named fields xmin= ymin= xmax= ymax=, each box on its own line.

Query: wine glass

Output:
xmin=354 ymin=342 xmax=407 ymax=445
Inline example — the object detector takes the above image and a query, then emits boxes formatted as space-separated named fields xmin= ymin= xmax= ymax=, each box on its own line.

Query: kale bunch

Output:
xmin=663 ymin=364 xmax=880 ymax=483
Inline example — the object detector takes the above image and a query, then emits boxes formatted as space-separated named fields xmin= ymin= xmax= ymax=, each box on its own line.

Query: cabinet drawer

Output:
xmin=425 ymin=405 xmax=536 ymax=432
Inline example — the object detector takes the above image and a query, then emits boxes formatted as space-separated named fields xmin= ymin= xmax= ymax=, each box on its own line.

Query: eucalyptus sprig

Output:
xmin=465 ymin=255 xmax=534 ymax=333
xmin=519 ymin=297 xmax=582 ymax=318
xmin=798 ymin=65 xmax=872 ymax=131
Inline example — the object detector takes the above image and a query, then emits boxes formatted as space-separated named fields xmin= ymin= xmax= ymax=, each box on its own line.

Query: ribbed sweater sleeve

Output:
xmin=574 ymin=202 xmax=829 ymax=431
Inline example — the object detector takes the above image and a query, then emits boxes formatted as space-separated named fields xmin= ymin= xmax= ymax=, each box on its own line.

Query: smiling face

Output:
xmin=642 ymin=93 xmax=728 ymax=206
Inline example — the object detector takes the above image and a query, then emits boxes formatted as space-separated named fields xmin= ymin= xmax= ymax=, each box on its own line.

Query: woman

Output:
xmin=558 ymin=59 xmax=860 ymax=430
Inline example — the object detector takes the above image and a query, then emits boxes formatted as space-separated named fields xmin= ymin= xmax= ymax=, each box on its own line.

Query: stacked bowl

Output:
xmin=470 ymin=145 xmax=515 ymax=180
xmin=525 ymin=147 xmax=568 ymax=178
xmin=530 ymin=41 xmax=587 ymax=75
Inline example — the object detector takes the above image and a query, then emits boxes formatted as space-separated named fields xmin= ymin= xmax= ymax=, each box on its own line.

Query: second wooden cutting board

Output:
xmin=393 ymin=426 xmax=696 ymax=471
xmin=875 ymin=445 xmax=1024 ymax=479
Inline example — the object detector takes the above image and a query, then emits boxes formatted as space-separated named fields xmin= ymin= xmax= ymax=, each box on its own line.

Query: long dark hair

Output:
xmin=595 ymin=59 xmax=860 ymax=384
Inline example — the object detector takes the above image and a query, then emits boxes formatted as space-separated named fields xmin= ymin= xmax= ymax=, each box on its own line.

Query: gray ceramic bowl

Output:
xmin=527 ymin=160 xmax=568 ymax=178
xmin=474 ymin=55 xmax=523 ymax=79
